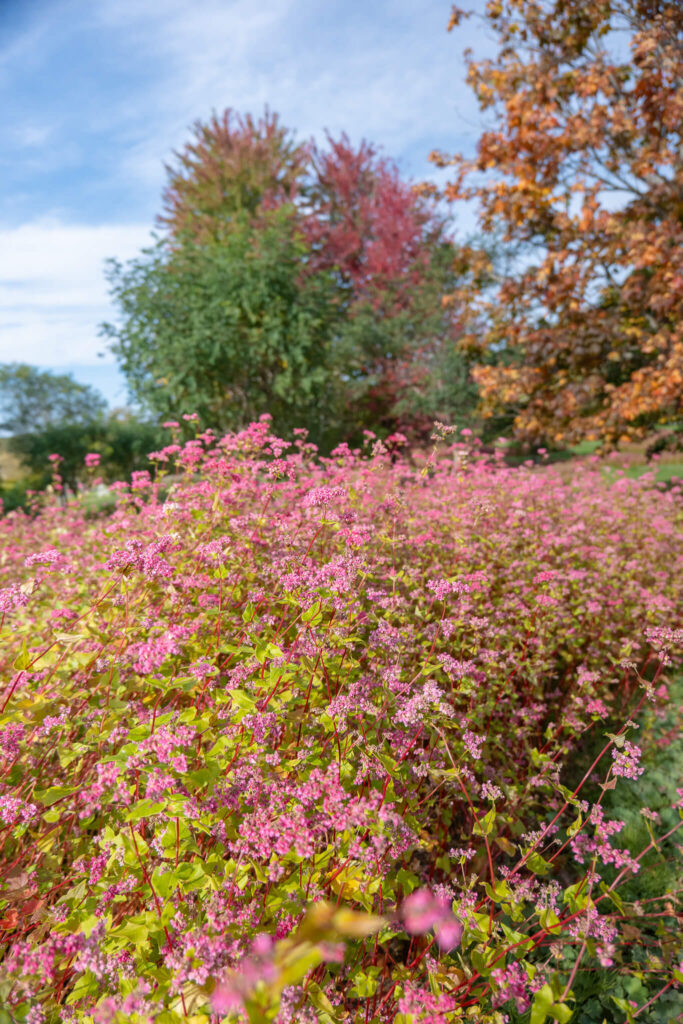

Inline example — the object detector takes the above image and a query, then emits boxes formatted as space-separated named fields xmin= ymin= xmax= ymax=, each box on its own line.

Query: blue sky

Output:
xmin=0 ymin=0 xmax=489 ymax=408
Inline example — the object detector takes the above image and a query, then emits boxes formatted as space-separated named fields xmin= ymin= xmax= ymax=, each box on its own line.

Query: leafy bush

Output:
xmin=0 ymin=419 xmax=680 ymax=1023
xmin=6 ymin=416 xmax=165 ymax=498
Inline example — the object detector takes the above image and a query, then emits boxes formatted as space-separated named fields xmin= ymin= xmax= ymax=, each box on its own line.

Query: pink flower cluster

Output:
xmin=611 ymin=740 xmax=645 ymax=779
xmin=0 ymin=420 xmax=679 ymax=1021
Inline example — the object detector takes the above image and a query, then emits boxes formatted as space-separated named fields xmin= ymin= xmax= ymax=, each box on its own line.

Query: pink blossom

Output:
xmin=612 ymin=740 xmax=645 ymax=779
xmin=0 ymin=584 xmax=29 ymax=614
xmin=303 ymin=486 xmax=345 ymax=507
xmin=402 ymin=889 xmax=463 ymax=950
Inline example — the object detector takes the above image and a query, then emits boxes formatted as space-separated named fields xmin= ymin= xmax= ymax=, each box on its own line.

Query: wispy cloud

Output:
xmin=0 ymin=220 xmax=152 ymax=365
xmin=12 ymin=123 xmax=54 ymax=148
xmin=93 ymin=0 xmax=486 ymax=193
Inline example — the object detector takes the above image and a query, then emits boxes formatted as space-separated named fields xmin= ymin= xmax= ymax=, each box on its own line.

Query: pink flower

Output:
xmin=0 ymin=795 xmax=38 ymax=825
xmin=402 ymin=889 xmax=463 ymax=951
xmin=427 ymin=578 xmax=469 ymax=600
xmin=435 ymin=917 xmax=464 ymax=951
xmin=84 ymin=452 xmax=101 ymax=467
xmin=612 ymin=741 xmax=644 ymax=779
xmin=402 ymin=889 xmax=444 ymax=933
xmin=304 ymin=486 xmax=345 ymax=508
xmin=211 ymin=981 xmax=243 ymax=1014
xmin=0 ymin=584 xmax=29 ymax=614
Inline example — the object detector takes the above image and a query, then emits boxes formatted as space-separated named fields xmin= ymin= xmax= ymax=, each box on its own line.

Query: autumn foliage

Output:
xmin=106 ymin=110 xmax=468 ymax=445
xmin=304 ymin=135 xmax=439 ymax=315
xmin=437 ymin=0 xmax=683 ymax=447
xmin=160 ymin=112 xmax=441 ymax=312
xmin=159 ymin=109 xmax=310 ymax=243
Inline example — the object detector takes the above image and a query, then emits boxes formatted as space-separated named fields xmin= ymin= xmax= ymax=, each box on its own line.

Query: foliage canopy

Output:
xmin=0 ymin=364 xmax=106 ymax=436
xmin=104 ymin=111 xmax=475 ymax=446
xmin=438 ymin=0 xmax=683 ymax=447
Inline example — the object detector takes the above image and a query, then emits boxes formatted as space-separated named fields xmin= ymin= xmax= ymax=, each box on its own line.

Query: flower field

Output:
xmin=0 ymin=419 xmax=681 ymax=1024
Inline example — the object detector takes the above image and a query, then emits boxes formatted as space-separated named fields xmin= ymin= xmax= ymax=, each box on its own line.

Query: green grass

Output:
xmin=570 ymin=440 xmax=602 ymax=455
xmin=562 ymin=675 xmax=683 ymax=1024
xmin=622 ymin=462 xmax=683 ymax=483
xmin=599 ymin=463 xmax=683 ymax=485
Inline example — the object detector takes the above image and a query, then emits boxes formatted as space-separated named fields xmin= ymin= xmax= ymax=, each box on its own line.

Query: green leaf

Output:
xmin=37 ymin=785 xmax=77 ymax=806
xmin=229 ymin=688 xmax=256 ymax=711
xmin=396 ymin=867 xmax=419 ymax=894
xmin=125 ymin=799 xmax=166 ymax=822
xmin=116 ymin=920 xmax=149 ymax=946
xmin=12 ymin=639 xmax=30 ymax=671
xmin=611 ymin=996 xmax=637 ymax=1022
xmin=599 ymin=881 xmax=625 ymax=914
xmin=277 ymin=942 xmax=323 ymax=987
xmin=65 ymin=971 xmax=99 ymax=1004
xmin=471 ymin=947 xmax=496 ymax=976
xmin=530 ymin=983 xmax=555 ymax=1024
xmin=530 ymin=984 xmax=573 ymax=1024
xmin=526 ymin=851 xmax=553 ymax=876
xmin=36 ymin=825 xmax=61 ymax=853
xmin=566 ymin=814 xmax=582 ymax=837
xmin=307 ymin=982 xmax=340 ymax=1020
xmin=302 ymin=602 xmax=322 ymax=623
xmin=473 ymin=806 xmax=496 ymax=836
xmin=350 ymin=970 xmax=379 ymax=998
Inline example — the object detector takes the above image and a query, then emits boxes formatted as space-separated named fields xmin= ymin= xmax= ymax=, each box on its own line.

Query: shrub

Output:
xmin=0 ymin=419 xmax=680 ymax=1023
xmin=7 ymin=416 xmax=165 ymax=497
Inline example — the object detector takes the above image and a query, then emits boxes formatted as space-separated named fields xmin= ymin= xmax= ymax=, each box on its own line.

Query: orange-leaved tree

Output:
xmin=435 ymin=0 xmax=683 ymax=447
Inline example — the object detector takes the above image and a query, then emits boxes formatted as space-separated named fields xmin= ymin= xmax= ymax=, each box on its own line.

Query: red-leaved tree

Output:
xmin=305 ymin=135 xmax=441 ymax=315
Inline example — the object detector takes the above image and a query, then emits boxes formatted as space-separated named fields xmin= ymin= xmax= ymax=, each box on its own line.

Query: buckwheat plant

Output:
xmin=0 ymin=418 xmax=680 ymax=1024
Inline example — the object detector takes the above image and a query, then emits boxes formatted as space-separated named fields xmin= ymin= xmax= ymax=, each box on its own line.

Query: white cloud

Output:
xmin=0 ymin=0 xmax=491 ymax=371
xmin=94 ymin=0 xmax=486 ymax=192
xmin=0 ymin=219 xmax=152 ymax=365
xmin=12 ymin=123 xmax=54 ymax=148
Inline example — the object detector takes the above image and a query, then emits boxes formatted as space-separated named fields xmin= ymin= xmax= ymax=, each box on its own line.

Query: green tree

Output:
xmin=8 ymin=413 xmax=164 ymax=495
xmin=0 ymin=364 xmax=107 ymax=435
xmin=103 ymin=208 xmax=344 ymax=446
xmin=104 ymin=109 xmax=478 ymax=446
